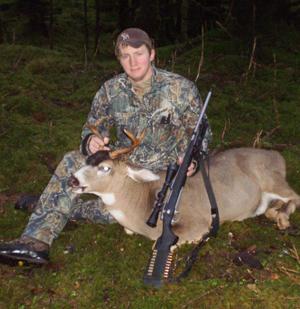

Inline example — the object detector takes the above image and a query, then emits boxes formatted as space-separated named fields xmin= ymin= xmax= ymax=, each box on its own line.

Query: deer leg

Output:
xmin=263 ymin=173 xmax=300 ymax=229
xmin=265 ymin=199 xmax=298 ymax=230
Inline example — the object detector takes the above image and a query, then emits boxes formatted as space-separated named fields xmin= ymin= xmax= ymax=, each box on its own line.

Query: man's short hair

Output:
xmin=115 ymin=28 xmax=154 ymax=57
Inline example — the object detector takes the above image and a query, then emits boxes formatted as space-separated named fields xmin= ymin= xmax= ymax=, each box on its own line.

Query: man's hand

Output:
xmin=177 ymin=157 xmax=198 ymax=177
xmin=88 ymin=135 xmax=110 ymax=154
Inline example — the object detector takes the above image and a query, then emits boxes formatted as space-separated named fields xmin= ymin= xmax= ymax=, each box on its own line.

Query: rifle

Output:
xmin=143 ymin=90 xmax=219 ymax=287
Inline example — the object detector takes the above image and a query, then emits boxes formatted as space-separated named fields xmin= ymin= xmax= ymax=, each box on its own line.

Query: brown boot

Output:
xmin=14 ymin=195 xmax=40 ymax=213
xmin=0 ymin=235 xmax=49 ymax=266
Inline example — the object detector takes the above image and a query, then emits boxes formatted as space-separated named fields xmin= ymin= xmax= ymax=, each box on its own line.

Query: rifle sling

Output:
xmin=199 ymin=154 xmax=219 ymax=237
xmin=171 ymin=154 xmax=219 ymax=282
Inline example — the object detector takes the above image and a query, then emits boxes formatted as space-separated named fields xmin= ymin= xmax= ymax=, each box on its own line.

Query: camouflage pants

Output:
xmin=22 ymin=151 xmax=116 ymax=246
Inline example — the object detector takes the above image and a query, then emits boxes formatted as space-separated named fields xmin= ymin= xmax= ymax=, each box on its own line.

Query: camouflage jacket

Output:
xmin=81 ymin=66 xmax=212 ymax=172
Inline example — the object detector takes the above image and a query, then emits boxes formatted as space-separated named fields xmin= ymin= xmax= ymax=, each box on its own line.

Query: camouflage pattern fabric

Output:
xmin=22 ymin=151 xmax=116 ymax=246
xmin=81 ymin=66 xmax=212 ymax=172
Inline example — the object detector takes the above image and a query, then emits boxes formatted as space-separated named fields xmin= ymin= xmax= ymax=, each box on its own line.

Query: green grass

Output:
xmin=0 ymin=28 xmax=300 ymax=308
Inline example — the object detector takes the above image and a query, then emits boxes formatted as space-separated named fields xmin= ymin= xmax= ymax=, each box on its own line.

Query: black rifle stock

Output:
xmin=143 ymin=91 xmax=212 ymax=288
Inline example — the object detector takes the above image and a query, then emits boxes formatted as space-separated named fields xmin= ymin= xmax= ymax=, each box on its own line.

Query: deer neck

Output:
xmin=103 ymin=176 xmax=162 ymax=239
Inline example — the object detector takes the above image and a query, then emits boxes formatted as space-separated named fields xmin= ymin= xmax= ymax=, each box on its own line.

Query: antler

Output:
xmin=86 ymin=124 xmax=145 ymax=160
xmin=110 ymin=128 xmax=145 ymax=159
xmin=86 ymin=118 xmax=109 ymax=140
xmin=86 ymin=124 xmax=105 ymax=141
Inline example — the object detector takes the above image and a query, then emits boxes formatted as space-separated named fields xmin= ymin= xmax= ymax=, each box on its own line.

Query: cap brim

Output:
xmin=119 ymin=40 xmax=146 ymax=48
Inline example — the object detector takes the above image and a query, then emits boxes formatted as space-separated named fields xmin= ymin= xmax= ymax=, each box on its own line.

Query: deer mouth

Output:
xmin=67 ymin=175 xmax=88 ymax=193
xmin=72 ymin=186 xmax=88 ymax=194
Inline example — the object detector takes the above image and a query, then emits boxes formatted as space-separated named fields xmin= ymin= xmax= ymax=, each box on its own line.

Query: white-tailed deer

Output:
xmin=69 ymin=128 xmax=300 ymax=245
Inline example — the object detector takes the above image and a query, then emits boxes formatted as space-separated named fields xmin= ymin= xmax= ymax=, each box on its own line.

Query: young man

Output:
xmin=0 ymin=28 xmax=211 ymax=265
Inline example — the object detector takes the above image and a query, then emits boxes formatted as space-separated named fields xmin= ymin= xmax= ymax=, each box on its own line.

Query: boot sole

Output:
xmin=0 ymin=253 xmax=48 ymax=266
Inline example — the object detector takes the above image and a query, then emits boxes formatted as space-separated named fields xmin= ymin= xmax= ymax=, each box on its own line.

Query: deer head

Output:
xmin=68 ymin=125 xmax=159 ymax=199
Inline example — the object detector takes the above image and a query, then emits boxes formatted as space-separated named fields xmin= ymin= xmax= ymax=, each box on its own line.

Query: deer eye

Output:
xmin=98 ymin=165 xmax=111 ymax=173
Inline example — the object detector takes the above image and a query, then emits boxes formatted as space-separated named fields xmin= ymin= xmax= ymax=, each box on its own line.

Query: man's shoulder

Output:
xmin=103 ymin=72 xmax=127 ymax=88
xmin=155 ymin=68 xmax=196 ymax=88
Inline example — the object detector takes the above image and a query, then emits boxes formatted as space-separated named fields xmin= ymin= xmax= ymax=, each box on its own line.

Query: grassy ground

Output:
xmin=0 ymin=28 xmax=300 ymax=308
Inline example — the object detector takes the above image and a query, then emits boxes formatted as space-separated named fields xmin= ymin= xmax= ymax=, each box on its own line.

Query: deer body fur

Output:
xmin=70 ymin=148 xmax=300 ymax=245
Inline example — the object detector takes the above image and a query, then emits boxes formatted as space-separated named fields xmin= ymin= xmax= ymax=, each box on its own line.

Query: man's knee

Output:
xmin=55 ymin=150 xmax=86 ymax=177
xmin=63 ymin=150 xmax=85 ymax=165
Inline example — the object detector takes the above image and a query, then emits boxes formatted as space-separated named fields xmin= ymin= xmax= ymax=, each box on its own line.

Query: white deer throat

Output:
xmin=109 ymin=209 xmax=126 ymax=222
xmin=91 ymin=192 xmax=116 ymax=206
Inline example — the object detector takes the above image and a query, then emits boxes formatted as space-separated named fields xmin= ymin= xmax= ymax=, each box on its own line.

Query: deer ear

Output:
xmin=127 ymin=167 xmax=160 ymax=183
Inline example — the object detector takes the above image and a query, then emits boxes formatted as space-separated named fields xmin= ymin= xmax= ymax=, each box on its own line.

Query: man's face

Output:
xmin=118 ymin=44 xmax=155 ymax=83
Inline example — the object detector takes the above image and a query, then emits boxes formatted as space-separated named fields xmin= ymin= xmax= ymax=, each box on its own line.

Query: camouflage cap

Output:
xmin=115 ymin=28 xmax=153 ymax=55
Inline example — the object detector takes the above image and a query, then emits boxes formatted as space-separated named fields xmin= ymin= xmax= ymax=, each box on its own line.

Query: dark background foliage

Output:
xmin=1 ymin=0 xmax=299 ymax=50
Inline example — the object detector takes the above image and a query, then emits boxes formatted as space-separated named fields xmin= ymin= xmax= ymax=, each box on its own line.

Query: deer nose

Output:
xmin=68 ymin=174 xmax=80 ymax=187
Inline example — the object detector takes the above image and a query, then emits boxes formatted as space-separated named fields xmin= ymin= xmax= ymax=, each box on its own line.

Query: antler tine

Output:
xmin=86 ymin=124 xmax=104 ymax=140
xmin=86 ymin=117 xmax=109 ymax=139
xmin=109 ymin=128 xmax=146 ymax=160
xmin=123 ymin=128 xmax=146 ymax=146
xmin=137 ymin=129 xmax=146 ymax=143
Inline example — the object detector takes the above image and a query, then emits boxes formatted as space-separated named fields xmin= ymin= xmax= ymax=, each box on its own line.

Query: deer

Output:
xmin=68 ymin=126 xmax=300 ymax=247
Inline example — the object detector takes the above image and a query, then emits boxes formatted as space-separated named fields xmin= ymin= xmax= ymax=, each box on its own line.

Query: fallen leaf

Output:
xmin=270 ymin=273 xmax=280 ymax=280
xmin=74 ymin=281 xmax=80 ymax=289
xmin=247 ymin=283 xmax=260 ymax=293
